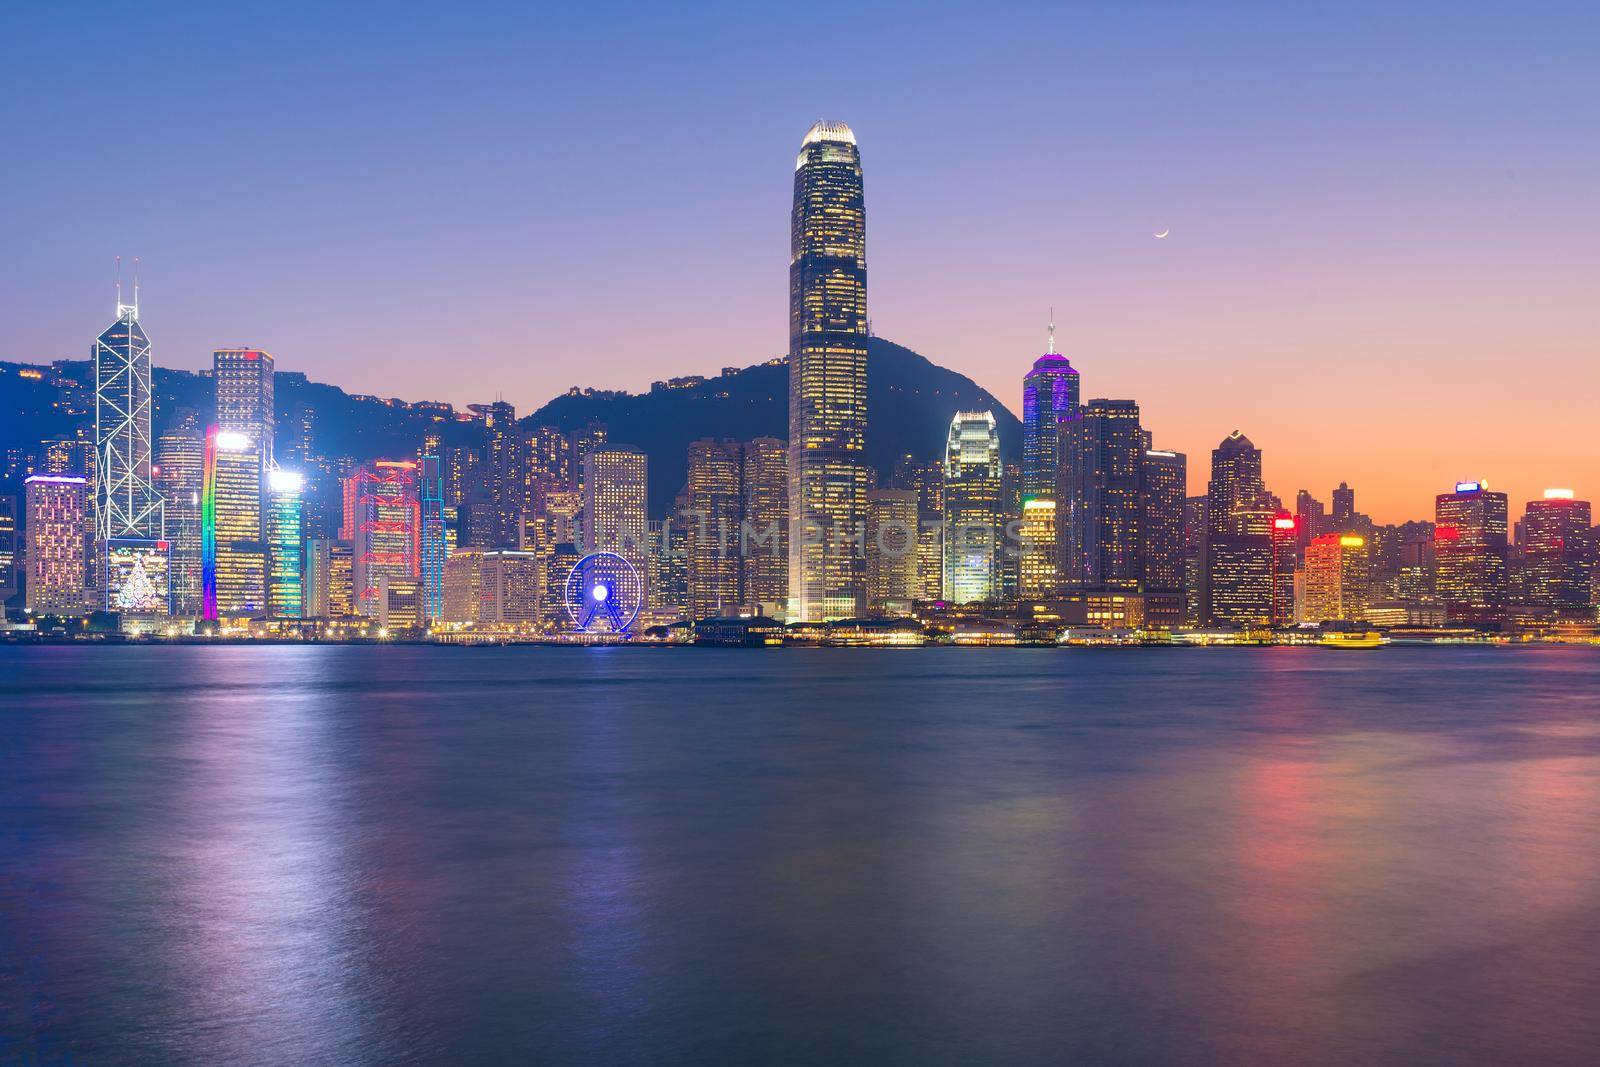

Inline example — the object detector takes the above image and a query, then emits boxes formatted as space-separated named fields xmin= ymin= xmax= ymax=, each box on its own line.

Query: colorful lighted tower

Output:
xmin=343 ymin=460 xmax=422 ymax=624
xmin=155 ymin=411 xmax=205 ymax=616
xmin=419 ymin=454 xmax=448 ymax=622
xmin=788 ymin=120 xmax=868 ymax=622
xmin=24 ymin=475 xmax=89 ymax=615
xmin=266 ymin=469 xmax=305 ymax=618
xmin=1021 ymin=317 xmax=1080 ymax=501
xmin=202 ymin=427 xmax=268 ymax=619
xmin=93 ymin=272 xmax=166 ymax=610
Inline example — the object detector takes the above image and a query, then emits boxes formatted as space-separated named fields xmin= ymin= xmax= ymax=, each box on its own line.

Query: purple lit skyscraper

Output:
xmin=1021 ymin=318 xmax=1080 ymax=501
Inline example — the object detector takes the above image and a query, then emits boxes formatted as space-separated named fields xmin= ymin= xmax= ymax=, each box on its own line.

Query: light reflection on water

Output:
xmin=2 ymin=645 xmax=1599 ymax=1064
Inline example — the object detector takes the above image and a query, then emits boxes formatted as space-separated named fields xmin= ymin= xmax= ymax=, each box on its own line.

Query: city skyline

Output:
xmin=4 ymin=5 xmax=1597 ymax=524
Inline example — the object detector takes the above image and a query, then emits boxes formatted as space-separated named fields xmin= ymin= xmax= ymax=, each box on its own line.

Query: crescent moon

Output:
xmin=1153 ymin=228 xmax=1170 ymax=238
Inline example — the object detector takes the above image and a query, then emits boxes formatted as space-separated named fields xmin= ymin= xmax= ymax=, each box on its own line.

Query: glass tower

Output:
xmin=788 ymin=120 xmax=868 ymax=622
xmin=942 ymin=411 xmax=1002 ymax=604
xmin=94 ymin=288 xmax=165 ymax=611
xmin=1021 ymin=320 xmax=1080 ymax=501
xmin=267 ymin=469 xmax=305 ymax=618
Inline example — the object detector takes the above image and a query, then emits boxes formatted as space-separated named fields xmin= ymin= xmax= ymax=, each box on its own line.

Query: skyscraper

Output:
xmin=1271 ymin=513 xmax=1299 ymax=626
xmin=685 ymin=440 xmax=743 ymax=620
xmin=1021 ymin=319 xmax=1080 ymax=501
xmin=24 ymin=475 xmax=88 ymax=615
xmin=474 ymin=401 xmax=520 ymax=546
xmin=1435 ymin=480 xmax=1509 ymax=624
xmin=266 ymin=469 xmax=305 ymax=618
xmin=1205 ymin=432 xmax=1275 ymax=627
xmin=788 ymin=120 xmax=868 ymax=622
xmin=419 ymin=455 xmax=448 ymax=623
xmin=1139 ymin=448 xmax=1187 ymax=610
xmin=1331 ymin=482 xmax=1356 ymax=527
xmin=1058 ymin=400 xmax=1142 ymax=589
xmin=203 ymin=427 xmax=267 ymax=618
xmin=1521 ymin=489 xmax=1593 ymax=618
xmin=213 ymin=348 xmax=275 ymax=515
xmin=155 ymin=412 xmax=205 ymax=617
xmin=583 ymin=447 xmax=648 ymax=582
xmin=93 ymin=286 xmax=165 ymax=611
xmin=942 ymin=411 xmax=1002 ymax=604
xmin=866 ymin=488 xmax=920 ymax=614
xmin=1018 ymin=497 xmax=1059 ymax=599
xmin=741 ymin=437 xmax=788 ymax=612
xmin=1304 ymin=533 xmax=1369 ymax=623
xmin=0 ymin=494 xmax=17 ymax=605
xmin=344 ymin=460 xmax=422 ymax=625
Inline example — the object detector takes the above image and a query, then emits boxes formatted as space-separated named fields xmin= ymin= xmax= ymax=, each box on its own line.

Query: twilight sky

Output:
xmin=4 ymin=1 xmax=1597 ymax=522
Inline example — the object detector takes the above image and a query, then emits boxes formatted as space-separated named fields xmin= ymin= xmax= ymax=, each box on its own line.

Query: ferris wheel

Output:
xmin=564 ymin=551 xmax=644 ymax=634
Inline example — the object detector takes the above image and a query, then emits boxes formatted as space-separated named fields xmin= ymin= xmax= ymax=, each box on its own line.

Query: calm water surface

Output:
xmin=3 ymin=646 xmax=1599 ymax=1065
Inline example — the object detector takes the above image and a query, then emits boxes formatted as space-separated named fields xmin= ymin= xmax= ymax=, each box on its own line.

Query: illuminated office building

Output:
xmin=788 ymin=120 xmax=869 ymax=622
xmin=1139 ymin=448 xmax=1186 ymax=596
xmin=155 ymin=413 xmax=205 ymax=616
xmin=419 ymin=455 xmax=448 ymax=622
xmin=942 ymin=411 xmax=1002 ymax=604
xmin=685 ymin=440 xmax=743 ymax=619
xmin=741 ymin=437 xmax=788 ymax=611
xmin=583 ymin=447 xmax=648 ymax=581
xmin=0 ymin=494 xmax=17 ymax=603
xmin=1021 ymin=319 xmax=1080 ymax=500
xmin=202 ymin=428 xmax=267 ymax=618
xmin=1434 ymin=480 xmax=1509 ymax=623
xmin=1271 ymin=513 xmax=1299 ymax=625
xmin=93 ymin=287 xmax=165 ymax=611
xmin=523 ymin=426 xmax=571 ymax=519
xmin=1058 ymin=400 xmax=1142 ymax=589
xmin=267 ymin=469 xmax=305 ymax=618
xmin=442 ymin=549 xmax=542 ymax=625
xmin=213 ymin=348 xmax=274 ymax=513
xmin=305 ymin=538 xmax=354 ymax=618
xmin=1205 ymin=432 xmax=1275 ymax=626
xmin=1521 ymin=489 xmax=1593 ymax=618
xmin=1303 ymin=532 xmax=1369 ymax=623
xmin=24 ymin=474 xmax=88 ymax=615
xmin=866 ymin=488 xmax=920 ymax=614
xmin=343 ymin=460 xmax=421 ymax=624
xmin=1018 ymin=498 xmax=1059 ymax=599
xmin=471 ymin=401 xmax=520 ymax=546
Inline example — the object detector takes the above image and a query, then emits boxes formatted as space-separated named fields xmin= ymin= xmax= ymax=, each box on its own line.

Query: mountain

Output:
xmin=2 ymin=337 xmax=1021 ymax=516
xmin=526 ymin=336 xmax=1021 ymax=512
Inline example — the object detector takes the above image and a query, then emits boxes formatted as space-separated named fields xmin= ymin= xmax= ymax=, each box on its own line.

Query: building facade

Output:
xmin=24 ymin=475 xmax=88 ymax=615
xmin=267 ymin=469 xmax=305 ymax=618
xmin=1520 ymin=489 xmax=1593 ymax=618
xmin=1059 ymin=400 xmax=1142 ymax=589
xmin=92 ymin=293 xmax=164 ymax=612
xmin=1435 ymin=480 xmax=1509 ymax=624
xmin=942 ymin=411 xmax=1002 ymax=604
xmin=203 ymin=427 xmax=267 ymax=618
xmin=1021 ymin=320 xmax=1080 ymax=501
xmin=788 ymin=120 xmax=869 ymax=622
xmin=1205 ymin=432 xmax=1275 ymax=627
xmin=1303 ymin=532 xmax=1369 ymax=623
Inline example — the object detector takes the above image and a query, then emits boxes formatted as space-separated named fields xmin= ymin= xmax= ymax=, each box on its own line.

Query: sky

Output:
xmin=3 ymin=1 xmax=1597 ymax=522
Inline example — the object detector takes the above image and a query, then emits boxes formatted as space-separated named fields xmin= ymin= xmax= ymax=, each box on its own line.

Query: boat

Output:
xmin=1318 ymin=630 xmax=1385 ymax=649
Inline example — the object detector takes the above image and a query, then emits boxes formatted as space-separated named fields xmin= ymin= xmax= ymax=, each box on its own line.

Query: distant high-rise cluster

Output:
xmin=2 ymin=122 xmax=1595 ymax=643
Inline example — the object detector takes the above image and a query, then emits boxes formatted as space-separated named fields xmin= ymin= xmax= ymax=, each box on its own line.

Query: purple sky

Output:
xmin=4 ymin=2 xmax=1597 ymax=520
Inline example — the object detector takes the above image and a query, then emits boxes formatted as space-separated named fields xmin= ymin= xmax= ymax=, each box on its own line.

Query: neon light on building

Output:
xmin=267 ymin=468 xmax=305 ymax=618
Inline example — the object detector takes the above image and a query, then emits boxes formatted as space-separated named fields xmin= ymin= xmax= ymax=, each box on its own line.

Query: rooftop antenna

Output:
xmin=115 ymin=255 xmax=123 ymax=312
xmin=132 ymin=257 xmax=140 ymax=319
xmin=1046 ymin=307 xmax=1056 ymax=354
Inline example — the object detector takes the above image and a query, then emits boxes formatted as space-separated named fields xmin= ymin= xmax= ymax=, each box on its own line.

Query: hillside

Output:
xmin=3 ymin=337 xmax=1022 ymax=515
xmin=526 ymin=336 xmax=1022 ymax=512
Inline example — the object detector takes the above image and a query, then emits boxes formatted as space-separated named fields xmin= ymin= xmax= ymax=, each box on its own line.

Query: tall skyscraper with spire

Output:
xmin=788 ymin=120 xmax=868 ymax=622
xmin=1021 ymin=317 xmax=1080 ymax=501
xmin=94 ymin=268 xmax=167 ymax=612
